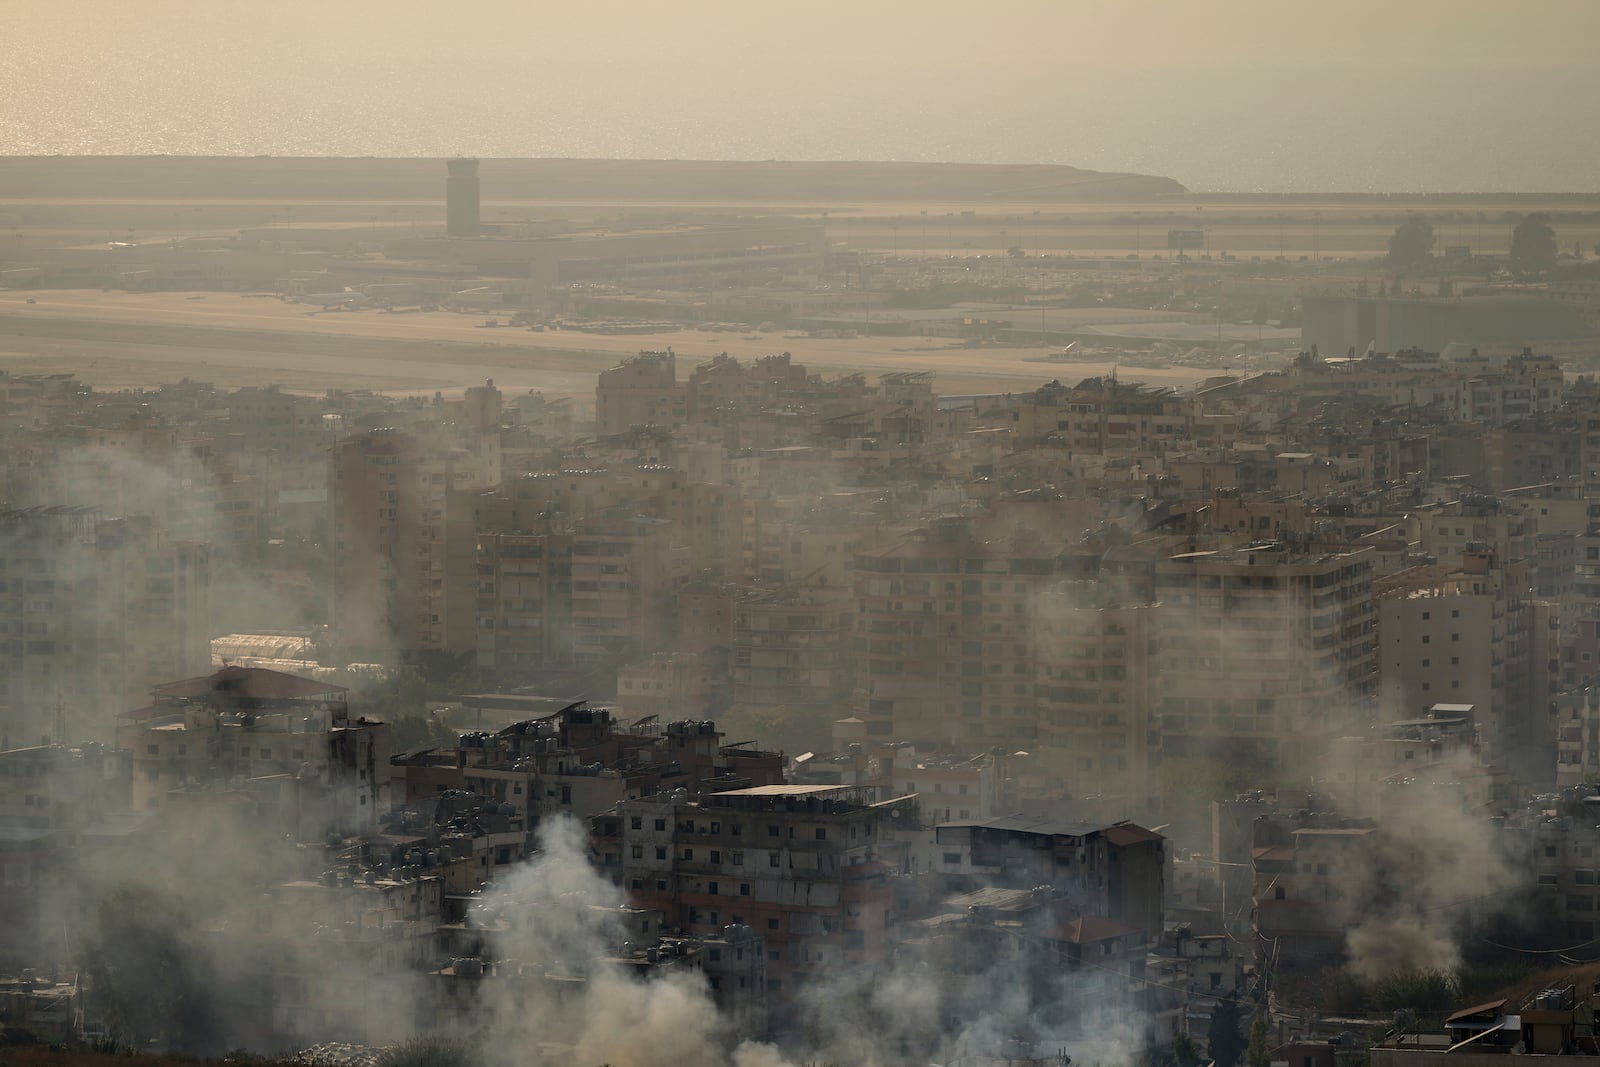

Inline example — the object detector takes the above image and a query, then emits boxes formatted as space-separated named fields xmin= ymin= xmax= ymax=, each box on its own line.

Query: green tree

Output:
xmin=80 ymin=886 xmax=225 ymax=1053
xmin=1248 ymin=1013 xmax=1271 ymax=1067
xmin=1510 ymin=213 xmax=1558 ymax=274
xmin=1370 ymin=969 xmax=1460 ymax=1013
xmin=1173 ymin=1031 xmax=1202 ymax=1067
xmin=1209 ymin=993 xmax=1248 ymax=1067
xmin=1387 ymin=217 xmax=1434 ymax=267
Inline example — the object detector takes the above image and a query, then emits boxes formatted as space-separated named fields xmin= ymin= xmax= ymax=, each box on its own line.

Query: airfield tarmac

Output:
xmin=0 ymin=290 xmax=1223 ymax=398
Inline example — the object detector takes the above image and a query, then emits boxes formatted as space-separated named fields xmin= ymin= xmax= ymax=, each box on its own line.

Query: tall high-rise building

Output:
xmin=1153 ymin=544 xmax=1377 ymax=767
xmin=850 ymin=517 xmax=1068 ymax=749
xmin=327 ymin=429 xmax=498 ymax=659
xmin=0 ymin=507 xmax=210 ymax=747
xmin=446 ymin=158 xmax=480 ymax=238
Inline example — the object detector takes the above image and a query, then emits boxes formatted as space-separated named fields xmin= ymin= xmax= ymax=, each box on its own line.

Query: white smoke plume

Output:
xmin=466 ymin=816 xmax=1156 ymax=1067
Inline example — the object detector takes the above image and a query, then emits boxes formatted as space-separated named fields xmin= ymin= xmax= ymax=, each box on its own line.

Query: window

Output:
xmin=815 ymin=827 xmax=827 ymax=841
xmin=631 ymin=879 xmax=642 ymax=890
xmin=631 ymin=817 xmax=642 ymax=830
xmin=655 ymin=819 xmax=666 ymax=832
xmin=768 ymin=825 xmax=780 ymax=837
xmin=740 ymin=883 xmax=750 ymax=896
xmin=682 ymin=848 xmax=694 ymax=861
xmin=710 ymin=850 xmax=721 ymax=864
xmin=632 ymin=846 xmax=643 ymax=859
xmin=768 ymin=918 xmax=779 ymax=930
xmin=709 ymin=948 xmax=722 ymax=962
xmin=656 ymin=846 xmax=667 ymax=860
xmin=943 ymin=852 xmax=961 ymax=865
xmin=769 ymin=852 xmax=780 ymax=867
xmin=708 ymin=881 xmax=719 ymax=895
xmin=656 ymin=879 xmax=668 ymax=891
xmin=1274 ymin=887 xmax=1286 ymax=900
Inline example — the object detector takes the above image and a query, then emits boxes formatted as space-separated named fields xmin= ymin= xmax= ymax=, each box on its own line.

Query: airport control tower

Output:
xmin=446 ymin=158 xmax=480 ymax=237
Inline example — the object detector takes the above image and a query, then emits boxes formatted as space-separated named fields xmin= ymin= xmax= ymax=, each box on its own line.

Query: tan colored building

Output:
xmin=328 ymin=429 xmax=499 ymax=657
xmin=851 ymin=517 xmax=1067 ymax=749
xmin=473 ymin=529 xmax=572 ymax=678
xmin=115 ymin=666 xmax=388 ymax=835
xmin=1154 ymin=543 xmax=1377 ymax=765
xmin=595 ymin=350 xmax=685 ymax=436
xmin=0 ymin=508 xmax=210 ymax=748
xmin=568 ymin=511 xmax=677 ymax=668
xmin=1035 ymin=585 xmax=1161 ymax=820
xmin=732 ymin=585 xmax=851 ymax=729
xmin=616 ymin=652 xmax=714 ymax=722
xmin=1378 ymin=551 xmax=1539 ymax=773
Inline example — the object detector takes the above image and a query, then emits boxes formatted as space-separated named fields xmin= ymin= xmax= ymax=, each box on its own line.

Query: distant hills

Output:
xmin=0 ymin=157 xmax=1186 ymax=202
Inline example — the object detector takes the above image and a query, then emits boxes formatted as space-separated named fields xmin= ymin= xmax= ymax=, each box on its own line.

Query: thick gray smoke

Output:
xmin=462 ymin=816 xmax=765 ymax=1067
xmin=1343 ymin=753 xmax=1518 ymax=980
xmin=0 ymin=441 xmax=314 ymax=746
xmin=466 ymin=816 xmax=1154 ymax=1067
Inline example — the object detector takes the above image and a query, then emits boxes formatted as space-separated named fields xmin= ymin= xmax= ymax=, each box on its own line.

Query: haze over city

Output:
xmin=6 ymin=5 xmax=1600 ymax=1067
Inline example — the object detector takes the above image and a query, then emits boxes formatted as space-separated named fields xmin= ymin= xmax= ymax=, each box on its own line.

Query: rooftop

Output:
xmin=153 ymin=665 xmax=348 ymax=702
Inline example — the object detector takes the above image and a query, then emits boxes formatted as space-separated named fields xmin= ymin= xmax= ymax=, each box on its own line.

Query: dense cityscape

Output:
xmin=6 ymin=127 xmax=1600 ymax=1067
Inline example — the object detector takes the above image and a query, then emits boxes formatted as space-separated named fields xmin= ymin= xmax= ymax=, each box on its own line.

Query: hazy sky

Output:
xmin=4 ymin=0 xmax=1597 ymax=192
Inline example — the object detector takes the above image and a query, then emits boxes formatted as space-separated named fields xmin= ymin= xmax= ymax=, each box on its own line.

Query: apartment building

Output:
xmin=595 ymin=350 xmax=685 ymax=435
xmin=851 ymin=517 xmax=1066 ymax=749
xmin=0 ymin=507 xmax=210 ymax=748
xmin=732 ymin=585 xmax=851 ymax=728
xmin=1251 ymin=820 xmax=1383 ymax=964
xmin=1034 ymin=583 xmax=1161 ymax=820
xmin=1376 ymin=550 xmax=1536 ymax=777
xmin=568 ymin=511 xmax=676 ymax=668
xmin=114 ymin=666 xmax=389 ymax=835
xmin=614 ymin=783 xmax=913 ymax=1002
xmin=328 ymin=428 xmax=499 ymax=657
xmin=473 ymin=529 xmax=572 ymax=678
xmin=615 ymin=652 xmax=714 ymax=722
xmin=686 ymin=352 xmax=809 ymax=424
xmin=489 ymin=465 xmax=740 ymax=580
xmin=1153 ymin=543 xmax=1377 ymax=765
xmin=930 ymin=815 xmax=1167 ymax=944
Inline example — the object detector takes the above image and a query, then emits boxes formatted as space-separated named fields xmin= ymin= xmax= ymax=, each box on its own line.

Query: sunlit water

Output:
xmin=2 ymin=2 xmax=1595 ymax=194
